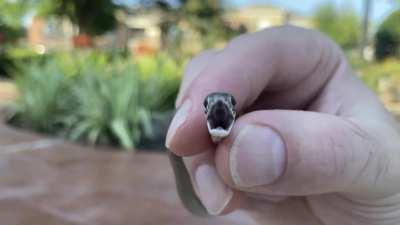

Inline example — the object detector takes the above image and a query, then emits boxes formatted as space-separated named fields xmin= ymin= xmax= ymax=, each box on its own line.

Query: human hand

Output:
xmin=166 ymin=26 xmax=400 ymax=225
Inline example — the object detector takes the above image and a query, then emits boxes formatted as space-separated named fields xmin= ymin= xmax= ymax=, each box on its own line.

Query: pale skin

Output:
xmin=166 ymin=26 xmax=400 ymax=225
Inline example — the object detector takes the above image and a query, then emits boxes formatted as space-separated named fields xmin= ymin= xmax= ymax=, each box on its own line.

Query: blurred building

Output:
xmin=115 ymin=8 xmax=169 ymax=55
xmin=224 ymin=5 xmax=313 ymax=32
xmin=116 ymin=5 xmax=313 ymax=55
xmin=27 ymin=5 xmax=312 ymax=54
xmin=27 ymin=16 xmax=75 ymax=53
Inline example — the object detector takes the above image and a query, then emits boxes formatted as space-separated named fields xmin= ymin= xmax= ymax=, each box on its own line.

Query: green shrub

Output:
xmin=0 ymin=50 xmax=15 ymax=77
xmin=1 ymin=46 xmax=49 ymax=77
xmin=374 ymin=10 xmax=400 ymax=60
xmin=358 ymin=59 xmax=400 ymax=93
xmin=8 ymin=47 xmax=44 ymax=63
xmin=66 ymin=60 xmax=152 ymax=149
xmin=10 ymin=51 xmax=183 ymax=150
xmin=135 ymin=53 xmax=184 ymax=111
xmin=11 ymin=60 xmax=72 ymax=133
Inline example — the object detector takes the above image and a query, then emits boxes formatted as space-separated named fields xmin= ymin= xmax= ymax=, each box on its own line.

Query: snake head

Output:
xmin=203 ymin=92 xmax=236 ymax=143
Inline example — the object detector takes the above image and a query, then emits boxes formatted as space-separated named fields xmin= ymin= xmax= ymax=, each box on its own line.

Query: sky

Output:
xmin=118 ymin=0 xmax=398 ymax=25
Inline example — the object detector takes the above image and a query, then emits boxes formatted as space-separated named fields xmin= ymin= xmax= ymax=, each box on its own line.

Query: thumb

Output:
xmin=214 ymin=110 xmax=400 ymax=197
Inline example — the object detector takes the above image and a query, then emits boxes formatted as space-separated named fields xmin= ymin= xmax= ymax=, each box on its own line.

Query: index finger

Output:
xmin=166 ymin=25 xmax=343 ymax=156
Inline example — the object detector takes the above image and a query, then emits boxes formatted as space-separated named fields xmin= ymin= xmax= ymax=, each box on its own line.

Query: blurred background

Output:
xmin=0 ymin=0 xmax=399 ymax=224
xmin=0 ymin=0 xmax=399 ymax=150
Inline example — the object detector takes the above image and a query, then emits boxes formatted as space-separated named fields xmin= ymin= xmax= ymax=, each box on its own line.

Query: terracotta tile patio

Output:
xmin=0 ymin=123 xmax=259 ymax=225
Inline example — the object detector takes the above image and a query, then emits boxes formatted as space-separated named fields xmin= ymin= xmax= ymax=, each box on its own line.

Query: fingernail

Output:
xmin=195 ymin=164 xmax=233 ymax=215
xmin=165 ymin=100 xmax=191 ymax=148
xmin=230 ymin=125 xmax=286 ymax=187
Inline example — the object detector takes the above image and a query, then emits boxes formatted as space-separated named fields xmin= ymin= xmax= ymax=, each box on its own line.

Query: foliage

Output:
xmin=0 ymin=24 xmax=25 ymax=43
xmin=36 ymin=0 xmax=118 ymax=35
xmin=0 ymin=0 xmax=31 ymax=28
xmin=10 ymin=51 xmax=183 ymax=150
xmin=0 ymin=46 xmax=50 ymax=77
xmin=0 ymin=0 xmax=31 ymax=76
xmin=66 ymin=60 xmax=152 ymax=149
xmin=0 ymin=49 xmax=15 ymax=77
xmin=135 ymin=53 xmax=184 ymax=111
xmin=11 ymin=59 xmax=72 ymax=133
xmin=374 ymin=10 xmax=400 ymax=60
xmin=313 ymin=3 xmax=361 ymax=49
xmin=346 ymin=49 xmax=368 ymax=70
xmin=0 ymin=0 xmax=32 ymax=43
xmin=349 ymin=55 xmax=400 ymax=114
xmin=358 ymin=58 xmax=400 ymax=94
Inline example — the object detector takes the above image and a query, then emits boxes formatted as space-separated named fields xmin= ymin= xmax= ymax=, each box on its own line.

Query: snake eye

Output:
xmin=203 ymin=98 xmax=208 ymax=112
xmin=230 ymin=96 xmax=236 ymax=106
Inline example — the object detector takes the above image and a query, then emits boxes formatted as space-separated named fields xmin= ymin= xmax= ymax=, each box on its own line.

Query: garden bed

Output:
xmin=7 ymin=50 xmax=182 ymax=151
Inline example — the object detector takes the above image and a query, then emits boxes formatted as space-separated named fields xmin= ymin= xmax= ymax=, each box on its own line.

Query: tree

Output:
xmin=0 ymin=0 xmax=32 ymax=76
xmin=0 ymin=0 xmax=30 ymax=27
xmin=374 ymin=10 xmax=400 ymax=60
xmin=0 ymin=0 xmax=31 ymax=42
xmin=313 ymin=3 xmax=361 ymax=49
xmin=37 ymin=0 xmax=118 ymax=36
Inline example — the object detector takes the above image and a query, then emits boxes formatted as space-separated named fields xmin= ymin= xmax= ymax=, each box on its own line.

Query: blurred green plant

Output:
xmin=10 ymin=51 xmax=183 ymax=150
xmin=358 ymin=58 xmax=400 ymax=93
xmin=0 ymin=49 xmax=16 ymax=77
xmin=0 ymin=0 xmax=31 ymax=76
xmin=313 ymin=3 xmax=361 ymax=49
xmin=1 ymin=46 xmax=52 ymax=77
xmin=0 ymin=24 xmax=25 ymax=43
xmin=135 ymin=53 xmax=184 ymax=111
xmin=0 ymin=0 xmax=31 ymax=29
xmin=347 ymin=54 xmax=400 ymax=114
xmin=374 ymin=10 xmax=400 ymax=60
xmin=66 ymin=59 xmax=152 ymax=149
xmin=11 ymin=60 xmax=72 ymax=133
xmin=346 ymin=49 xmax=369 ymax=70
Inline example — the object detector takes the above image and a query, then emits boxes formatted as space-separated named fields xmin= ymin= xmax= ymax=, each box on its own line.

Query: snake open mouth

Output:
xmin=207 ymin=121 xmax=234 ymax=142
xmin=203 ymin=92 xmax=236 ymax=143
xmin=206 ymin=100 xmax=235 ymax=142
